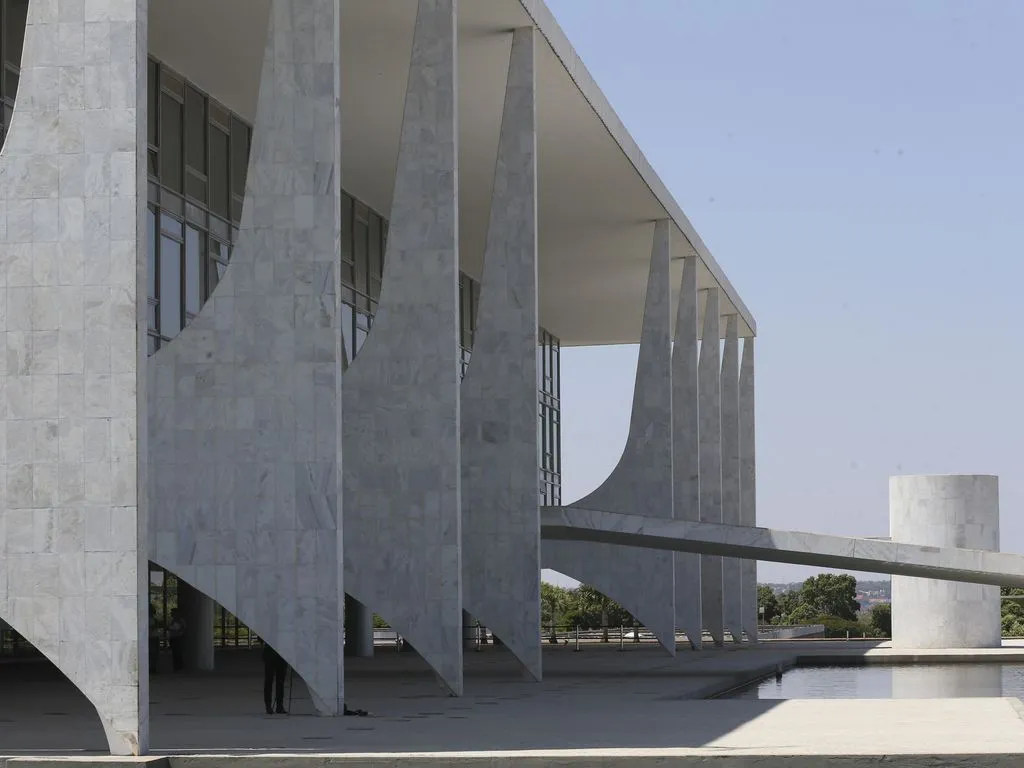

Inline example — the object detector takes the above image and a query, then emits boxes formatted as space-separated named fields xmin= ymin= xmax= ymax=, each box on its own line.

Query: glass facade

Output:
xmin=146 ymin=58 xmax=250 ymax=353
xmin=538 ymin=329 xmax=562 ymax=505
xmin=0 ymin=0 xmax=27 ymax=151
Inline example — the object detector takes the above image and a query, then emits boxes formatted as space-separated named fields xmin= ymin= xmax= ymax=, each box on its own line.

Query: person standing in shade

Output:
xmin=167 ymin=609 xmax=186 ymax=672
xmin=262 ymin=643 xmax=288 ymax=715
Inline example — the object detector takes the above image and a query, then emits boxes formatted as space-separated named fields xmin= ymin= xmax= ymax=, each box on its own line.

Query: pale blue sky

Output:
xmin=544 ymin=0 xmax=1024 ymax=585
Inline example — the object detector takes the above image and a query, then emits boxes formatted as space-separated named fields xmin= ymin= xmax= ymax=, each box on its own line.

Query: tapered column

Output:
xmin=461 ymin=27 xmax=541 ymax=681
xmin=673 ymin=256 xmax=702 ymax=649
xmin=544 ymin=220 xmax=676 ymax=655
xmin=0 ymin=0 xmax=149 ymax=754
xmin=698 ymin=289 xmax=724 ymax=646
xmin=720 ymin=316 xmax=743 ymax=643
xmin=148 ymin=0 xmax=344 ymax=716
xmin=739 ymin=338 xmax=758 ymax=642
xmin=342 ymin=0 xmax=463 ymax=696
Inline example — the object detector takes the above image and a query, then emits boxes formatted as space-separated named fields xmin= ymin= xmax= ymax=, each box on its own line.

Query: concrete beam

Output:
xmin=541 ymin=507 xmax=1024 ymax=589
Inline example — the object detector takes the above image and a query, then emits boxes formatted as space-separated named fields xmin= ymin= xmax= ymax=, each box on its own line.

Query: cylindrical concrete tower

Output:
xmin=890 ymin=474 xmax=1000 ymax=649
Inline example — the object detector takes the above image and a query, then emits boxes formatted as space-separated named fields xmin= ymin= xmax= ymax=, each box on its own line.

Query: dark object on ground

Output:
xmin=344 ymin=706 xmax=370 ymax=717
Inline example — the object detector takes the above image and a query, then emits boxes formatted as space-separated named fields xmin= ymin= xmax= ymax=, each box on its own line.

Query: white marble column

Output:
xmin=0 ymin=0 xmax=149 ymax=754
xmin=698 ymin=289 xmax=724 ymax=646
xmin=673 ymin=256 xmax=702 ymax=649
xmin=720 ymin=316 xmax=743 ymax=643
xmin=543 ymin=220 xmax=676 ymax=654
xmin=148 ymin=0 xmax=344 ymax=716
xmin=460 ymin=26 xmax=541 ymax=681
xmin=342 ymin=0 xmax=464 ymax=696
xmin=739 ymin=337 xmax=758 ymax=642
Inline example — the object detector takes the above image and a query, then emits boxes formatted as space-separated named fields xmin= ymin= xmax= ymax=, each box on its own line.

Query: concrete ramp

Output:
xmin=541 ymin=506 xmax=1024 ymax=589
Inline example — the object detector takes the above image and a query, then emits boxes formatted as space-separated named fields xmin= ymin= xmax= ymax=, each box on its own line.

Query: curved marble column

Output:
xmin=673 ymin=256 xmax=702 ymax=649
xmin=341 ymin=0 xmax=464 ymax=696
xmin=544 ymin=220 xmax=676 ymax=654
xmin=461 ymin=27 xmax=541 ymax=681
xmin=739 ymin=338 xmax=758 ymax=642
xmin=698 ymin=288 xmax=724 ymax=646
xmin=148 ymin=0 xmax=344 ymax=714
xmin=720 ymin=315 xmax=742 ymax=643
xmin=0 ymin=0 xmax=149 ymax=754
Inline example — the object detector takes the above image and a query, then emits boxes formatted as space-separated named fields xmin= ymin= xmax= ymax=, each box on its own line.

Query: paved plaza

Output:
xmin=5 ymin=642 xmax=1024 ymax=764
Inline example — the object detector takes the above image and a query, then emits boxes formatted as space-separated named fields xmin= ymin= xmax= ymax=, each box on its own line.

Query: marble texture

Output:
xmin=672 ymin=256 xmax=701 ymax=649
xmin=720 ymin=315 xmax=742 ymax=643
xmin=341 ymin=0 xmax=464 ymax=696
xmin=544 ymin=220 xmax=676 ymax=654
xmin=739 ymin=338 xmax=758 ymax=643
xmin=0 ymin=0 xmax=149 ymax=754
xmin=890 ymin=475 xmax=1001 ymax=649
xmin=698 ymin=288 xmax=723 ymax=646
xmin=460 ymin=27 xmax=541 ymax=682
xmin=147 ymin=0 xmax=344 ymax=714
xmin=540 ymin=506 xmax=1024 ymax=589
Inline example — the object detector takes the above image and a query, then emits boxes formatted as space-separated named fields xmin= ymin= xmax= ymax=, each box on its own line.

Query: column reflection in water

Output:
xmin=891 ymin=665 xmax=1002 ymax=698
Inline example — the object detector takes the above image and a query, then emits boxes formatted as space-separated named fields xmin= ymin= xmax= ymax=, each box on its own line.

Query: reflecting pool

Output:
xmin=729 ymin=664 xmax=1024 ymax=699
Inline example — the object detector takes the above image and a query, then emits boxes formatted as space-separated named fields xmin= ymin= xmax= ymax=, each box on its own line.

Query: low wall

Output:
xmin=758 ymin=624 xmax=825 ymax=640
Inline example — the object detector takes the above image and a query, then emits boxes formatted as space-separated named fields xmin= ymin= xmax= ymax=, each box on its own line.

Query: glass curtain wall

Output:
xmin=0 ymin=0 xmax=28 ymax=150
xmin=146 ymin=58 xmax=250 ymax=353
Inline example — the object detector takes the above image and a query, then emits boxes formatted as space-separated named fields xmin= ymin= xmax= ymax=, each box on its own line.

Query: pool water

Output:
xmin=728 ymin=664 xmax=1024 ymax=699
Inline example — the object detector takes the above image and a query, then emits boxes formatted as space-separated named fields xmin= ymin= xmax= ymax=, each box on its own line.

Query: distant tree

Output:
xmin=1001 ymin=601 xmax=1024 ymax=637
xmin=785 ymin=603 xmax=818 ymax=625
xmin=757 ymin=585 xmax=780 ymax=624
xmin=1001 ymin=587 xmax=1024 ymax=597
xmin=799 ymin=574 xmax=860 ymax=621
xmin=869 ymin=603 xmax=891 ymax=637
xmin=565 ymin=585 xmax=635 ymax=641
xmin=776 ymin=590 xmax=800 ymax=623
xmin=541 ymin=583 xmax=572 ymax=643
xmin=372 ymin=614 xmax=389 ymax=629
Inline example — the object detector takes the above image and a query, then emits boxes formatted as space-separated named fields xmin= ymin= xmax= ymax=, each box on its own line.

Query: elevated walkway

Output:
xmin=541 ymin=506 xmax=1024 ymax=588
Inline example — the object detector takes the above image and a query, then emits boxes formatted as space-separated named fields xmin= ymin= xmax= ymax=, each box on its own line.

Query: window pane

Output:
xmin=206 ymin=256 xmax=220 ymax=299
xmin=185 ymin=86 xmax=206 ymax=173
xmin=340 ymin=303 xmax=353 ymax=366
xmin=147 ymin=60 xmax=158 ymax=146
xmin=5 ymin=1 xmax=29 ymax=70
xmin=209 ymin=127 xmax=229 ymax=219
xmin=368 ymin=212 xmax=382 ymax=282
xmin=231 ymin=116 xmax=249 ymax=199
xmin=341 ymin=193 xmax=353 ymax=264
xmin=160 ymin=93 xmax=182 ymax=192
xmin=185 ymin=227 xmax=203 ymax=315
xmin=354 ymin=214 xmax=368 ymax=297
xmin=159 ymin=236 xmax=182 ymax=337
xmin=147 ymin=207 xmax=157 ymax=299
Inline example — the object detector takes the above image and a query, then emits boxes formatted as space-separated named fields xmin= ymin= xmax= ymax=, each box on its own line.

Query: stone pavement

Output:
xmin=3 ymin=642 xmax=1024 ymax=764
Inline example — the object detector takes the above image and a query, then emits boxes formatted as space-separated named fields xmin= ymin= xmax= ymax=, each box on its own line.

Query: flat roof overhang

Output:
xmin=148 ymin=0 xmax=755 ymax=345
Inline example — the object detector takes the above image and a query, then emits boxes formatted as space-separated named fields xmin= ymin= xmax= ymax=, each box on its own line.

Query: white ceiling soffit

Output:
xmin=147 ymin=0 xmax=755 ymax=344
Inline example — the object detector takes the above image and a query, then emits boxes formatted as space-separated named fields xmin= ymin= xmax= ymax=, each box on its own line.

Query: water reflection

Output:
xmin=731 ymin=664 xmax=1024 ymax=699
